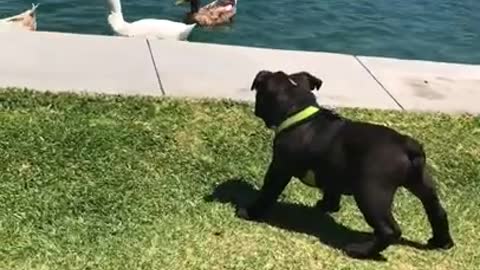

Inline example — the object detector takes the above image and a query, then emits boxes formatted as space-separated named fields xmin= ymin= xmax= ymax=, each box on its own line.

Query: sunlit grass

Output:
xmin=0 ymin=89 xmax=478 ymax=269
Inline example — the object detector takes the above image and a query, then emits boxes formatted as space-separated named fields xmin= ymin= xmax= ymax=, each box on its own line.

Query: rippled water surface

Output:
xmin=1 ymin=0 xmax=479 ymax=63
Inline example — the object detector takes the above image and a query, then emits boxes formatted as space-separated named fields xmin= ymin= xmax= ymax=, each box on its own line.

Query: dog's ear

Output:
xmin=308 ymin=73 xmax=323 ymax=91
xmin=289 ymin=72 xmax=323 ymax=91
xmin=251 ymin=70 xmax=272 ymax=91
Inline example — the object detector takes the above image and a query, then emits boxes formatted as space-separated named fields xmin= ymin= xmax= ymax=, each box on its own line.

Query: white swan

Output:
xmin=106 ymin=0 xmax=196 ymax=40
xmin=0 ymin=3 xmax=39 ymax=32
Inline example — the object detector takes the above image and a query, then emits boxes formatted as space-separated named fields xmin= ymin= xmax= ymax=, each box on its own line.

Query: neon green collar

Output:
xmin=275 ymin=106 xmax=320 ymax=134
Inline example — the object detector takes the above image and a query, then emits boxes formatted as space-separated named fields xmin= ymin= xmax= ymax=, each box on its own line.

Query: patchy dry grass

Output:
xmin=0 ymin=89 xmax=478 ymax=269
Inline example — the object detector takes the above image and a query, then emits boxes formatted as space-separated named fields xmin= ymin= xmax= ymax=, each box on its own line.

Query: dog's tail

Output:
xmin=404 ymin=136 xmax=426 ymax=184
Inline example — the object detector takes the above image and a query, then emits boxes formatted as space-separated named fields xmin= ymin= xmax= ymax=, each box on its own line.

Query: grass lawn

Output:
xmin=0 ymin=89 xmax=478 ymax=270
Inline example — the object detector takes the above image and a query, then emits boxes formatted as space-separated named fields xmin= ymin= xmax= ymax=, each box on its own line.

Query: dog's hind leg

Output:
xmin=404 ymin=170 xmax=454 ymax=249
xmin=345 ymin=184 xmax=401 ymax=258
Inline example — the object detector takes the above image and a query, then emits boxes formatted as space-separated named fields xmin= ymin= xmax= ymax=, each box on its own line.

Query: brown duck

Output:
xmin=176 ymin=0 xmax=238 ymax=26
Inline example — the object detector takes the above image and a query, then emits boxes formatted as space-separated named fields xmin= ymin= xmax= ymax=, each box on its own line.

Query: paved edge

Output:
xmin=0 ymin=31 xmax=162 ymax=97
xmin=147 ymin=39 xmax=403 ymax=111
xmin=0 ymin=31 xmax=478 ymax=115
xmin=355 ymin=55 xmax=480 ymax=115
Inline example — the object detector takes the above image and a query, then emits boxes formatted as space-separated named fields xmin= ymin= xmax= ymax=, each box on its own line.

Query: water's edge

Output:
xmin=1 ymin=0 xmax=479 ymax=64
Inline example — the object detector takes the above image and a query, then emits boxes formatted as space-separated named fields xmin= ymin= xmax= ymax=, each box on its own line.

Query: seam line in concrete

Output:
xmin=146 ymin=39 xmax=165 ymax=95
xmin=354 ymin=55 xmax=405 ymax=110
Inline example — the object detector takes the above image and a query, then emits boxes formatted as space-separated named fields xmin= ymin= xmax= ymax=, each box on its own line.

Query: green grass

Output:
xmin=0 ymin=88 xmax=478 ymax=270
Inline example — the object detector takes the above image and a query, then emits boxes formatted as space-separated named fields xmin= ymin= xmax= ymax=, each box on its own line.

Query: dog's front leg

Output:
xmin=236 ymin=159 xmax=292 ymax=221
xmin=316 ymin=190 xmax=341 ymax=213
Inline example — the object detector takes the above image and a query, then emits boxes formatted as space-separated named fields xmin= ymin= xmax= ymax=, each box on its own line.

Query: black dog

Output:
xmin=236 ymin=70 xmax=454 ymax=259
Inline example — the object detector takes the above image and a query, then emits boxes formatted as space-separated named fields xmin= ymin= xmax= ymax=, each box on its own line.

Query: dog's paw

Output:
xmin=344 ymin=243 xmax=378 ymax=259
xmin=427 ymin=236 xmax=454 ymax=250
xmin=315 ymin=200 xmax=340 ymax=213
xmin=235 ymin=207 xmax=251 ymax=220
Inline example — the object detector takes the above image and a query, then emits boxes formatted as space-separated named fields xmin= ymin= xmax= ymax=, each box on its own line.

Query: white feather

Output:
xmin=105 ymin=0 xmax=196 ymax=40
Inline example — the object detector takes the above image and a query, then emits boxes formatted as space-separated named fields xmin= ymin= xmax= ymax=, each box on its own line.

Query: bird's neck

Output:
xmin=190 ymin=0 xmax=200 ymax=13
xmin=107 ymin=0 xmax=123 ymax=14
xmin=107 ymin=12 xmax=130 ymax=36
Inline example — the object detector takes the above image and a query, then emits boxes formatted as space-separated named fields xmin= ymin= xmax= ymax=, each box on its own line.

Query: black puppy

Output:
xmin=236 ymin=70 xmax=454 ymax=259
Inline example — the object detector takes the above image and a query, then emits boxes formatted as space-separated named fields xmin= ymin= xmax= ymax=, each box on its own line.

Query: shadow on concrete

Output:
xmin=204 ymin=178 xmax=430 ymax=261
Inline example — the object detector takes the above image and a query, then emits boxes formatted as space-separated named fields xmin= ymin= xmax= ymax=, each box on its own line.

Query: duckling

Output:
xmin=0 ymin=3 xmax=39 ymax=32
xmin=176 ymin=0 xmax=237 ymax=26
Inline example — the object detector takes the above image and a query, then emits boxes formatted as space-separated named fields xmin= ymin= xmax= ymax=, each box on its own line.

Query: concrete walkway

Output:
xmin=1 ymin=31 xmax=479 ymax=115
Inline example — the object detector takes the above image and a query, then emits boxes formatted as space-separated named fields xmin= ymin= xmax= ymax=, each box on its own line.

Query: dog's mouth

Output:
xmin=254 ymin=110 xmax=277 ymax=130
xmin=264 ymin=121 xmax=277 ymax=130
xmin=267 ymin=125 xmax=277 ymax=130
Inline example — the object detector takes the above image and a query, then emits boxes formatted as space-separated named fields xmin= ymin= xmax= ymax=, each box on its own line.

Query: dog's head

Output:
xmin=250 ymin=70 xmax=323 ymax=129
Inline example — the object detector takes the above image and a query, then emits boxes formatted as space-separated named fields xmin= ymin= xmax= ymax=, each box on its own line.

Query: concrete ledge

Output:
xmin=0 ymin=31 xmax=161 ymax=96
xmin=358 ymin=56 xmax=480 ymax=114
xmin=0 ymin=30 xmax=479 ymax=115
xmin=148 ymin=40 xmax=401 ymax=110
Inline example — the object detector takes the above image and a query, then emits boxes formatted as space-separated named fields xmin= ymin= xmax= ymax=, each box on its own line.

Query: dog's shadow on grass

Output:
xmin=204 ymin=178 xmax=429 ymax=261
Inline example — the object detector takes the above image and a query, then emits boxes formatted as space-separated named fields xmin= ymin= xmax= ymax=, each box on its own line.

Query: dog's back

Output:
xmin=308 ymin=116 xmax=426 ymax=188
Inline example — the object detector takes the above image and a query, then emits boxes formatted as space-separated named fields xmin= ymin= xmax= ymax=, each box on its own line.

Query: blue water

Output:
xmin=1 ymin=0 xmax=479 ymax=64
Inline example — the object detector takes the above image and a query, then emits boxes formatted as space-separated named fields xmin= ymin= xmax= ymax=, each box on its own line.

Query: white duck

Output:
xmin=106 ymin=0 xmax=196 ymax=40
xmin=0 ymin=3 xmax=39 ymax=32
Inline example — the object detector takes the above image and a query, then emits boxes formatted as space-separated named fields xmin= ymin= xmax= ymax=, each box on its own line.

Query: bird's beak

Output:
xmin=175 ymin=0 xmax=188 ymax=5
